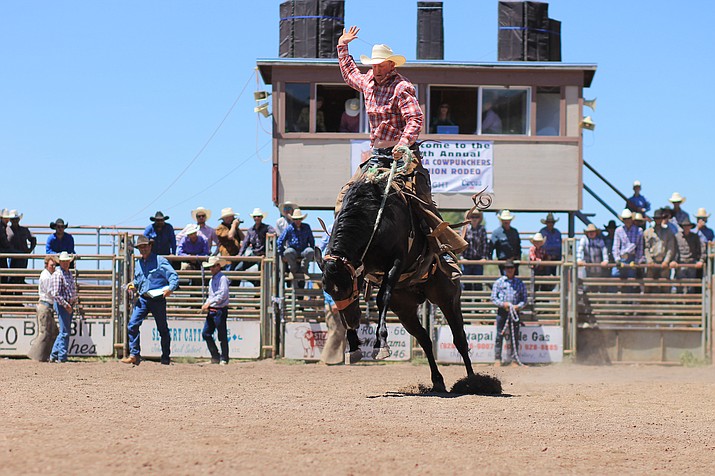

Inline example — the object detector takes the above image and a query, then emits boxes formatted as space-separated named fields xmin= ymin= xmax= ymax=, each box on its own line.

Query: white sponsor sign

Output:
xmin=437 ymin=325 xmax=563 ymax=364
xmin=0 ymin=317 xmax=114 ymax=356
xmin=139 ymin=319 xmax=261 ymax=359
xmin=350 ymin=140 xmax=493 ymax=194
xmin=284 ymin=322 xmax=411 ymax=361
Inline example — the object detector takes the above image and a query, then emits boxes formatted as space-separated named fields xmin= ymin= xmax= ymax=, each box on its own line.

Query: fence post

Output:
xmin=570 ymin=238 xmax=579 ymax=358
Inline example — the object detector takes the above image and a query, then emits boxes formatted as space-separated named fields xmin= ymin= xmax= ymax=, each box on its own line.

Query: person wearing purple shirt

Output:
xmin=276 ymin=209 xmax=315 ymax=287
xmin=237 ymin=208 xmax=276 ymax=272
xmin=46 ymin=218 xmax=75 ymax=254
xmin=538 ymin=213 xmax=562 ymax=276
xmin=177 ymin=224 xmax=209 ymax=284
xmin=612 ymin=209 xmax=644 ymax=280
xmin=201 ymin=256 xmax=231 ymax=364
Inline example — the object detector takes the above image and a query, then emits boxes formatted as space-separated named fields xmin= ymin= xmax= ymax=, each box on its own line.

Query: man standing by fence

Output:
xmin=490 ymin=260 xmax=526 ymax=366
xmin=201 ymin=256 xmax=230 ymax=365
xmin=49 ymin=252 xmax=77 ymax=363
xmin=123 ymin=235 xmax=179 ymax=365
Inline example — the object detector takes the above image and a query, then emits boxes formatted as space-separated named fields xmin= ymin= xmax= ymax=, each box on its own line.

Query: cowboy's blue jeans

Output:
xmin=494 ymin=308 xmax=520 ymax=362
xmin=283 ymin=247 xmax=314 ymax=274
xmin=203 ymin=307 xmax=229 ymax=361
xmin=128 ymin=297 xmax=171 ymax=360
xmin=50 ymin=303 xmax=73 ymax=362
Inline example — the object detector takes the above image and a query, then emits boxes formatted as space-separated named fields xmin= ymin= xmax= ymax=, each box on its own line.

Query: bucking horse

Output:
xmin=316 ymin=148 xmax=499 ymax=394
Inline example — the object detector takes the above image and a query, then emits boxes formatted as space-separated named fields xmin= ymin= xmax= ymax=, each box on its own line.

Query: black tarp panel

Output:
xmin=498 ymin=1 xmax=560 ymax=62
xmin=417 ymin=2 xmax=444 ymax=60
xmin=318 ymin=0 xmax=344 ymax=58
xmin=279 ymin=0 xmax=344 ymax=58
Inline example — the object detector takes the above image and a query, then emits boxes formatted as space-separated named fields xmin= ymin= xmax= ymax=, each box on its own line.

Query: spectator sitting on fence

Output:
xmin=643 ymin=208 xmax=676 ymax=294
xmin=340 ymin=98 xmax=361 ymax=133
xmin=626 ymin=180 xmax=651 ymax=217
xmin=538 ymin=213 xmax=562 ymax=276
xmin=661 ymin=207 xmax=679 ymax=235
xmin=528 ymin=233 xmax=547 ymax=274
xmin=634 ymin=212 xmax=646 ymax=231
xmin=49 ymin=252 xmax=77 ymax=363
xmin=27 ymin=256 xmax=58 ymax=362
xmin=177 ymin=224 xmax=209 ymax=281
xmin=612 ymin=209 xmax=644 ymax=280
xmin=276 ymin=208 xmax=315 ymax=288
xmin=122 ymin=235 xmax=179 ymax=366
xmin=578 ymin=224 xmax=609 ymax=281
xmin=215 ymin=207 xmax=244 ymax=267
xmin=238 ymin=208 xmax=276 ymax=273
xmin=668 ymin=192 xmax=690 ymax=230
xmin=674 ymin=217 xmax=705 ymax=293
xmin=602 ymin=220 xmax=617 ymax=264
xmin=177 ymin=207 xmax=219 ymax=254
xmin=5 ymin=210 xmax=37 ymax=286
xmin=460 ymin=209 xmax=489 ymax=291
xmin=694 ymin=208 xmax=713 ymax=243
xmin=144 ymin=211 xmax=176 ymax=257
xmin=46 ymin=218 xmax=75 ymax=255
xmin=491 ymin=210 xmax=521 ymax=275
xmin=275 ymin=201 xmax=297 ymax=237
xmin=490 ymin=260 xmax=526 ymax=367
xmin=201 ymin=256 xmax=231 ymax=365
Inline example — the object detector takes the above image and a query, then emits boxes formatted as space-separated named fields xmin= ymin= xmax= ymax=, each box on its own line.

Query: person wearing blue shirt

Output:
xmin=626 ymin=181 xmax=651 ymax=216
xmin=276 ymin=209 xmax=315 ymax=287
xmin=46 ymin=218 xmax=75 ymax=254
xmin=694 ymin=208 xmax=714 ymax=243
xmin=538 ymin=212 xmax=562 ymax=276
xmin=201 ymin=256 xmax=231 ymax=365
xmin=491 ymin=260 xmax=527 ymax=366
xmin=143 ymin=211 xmax=176 ymax=256
xmin=121 ymin=235 xmax=179 ymax=366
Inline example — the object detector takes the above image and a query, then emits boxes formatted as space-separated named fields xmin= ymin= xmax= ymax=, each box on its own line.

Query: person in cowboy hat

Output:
xmin=577 ymin=224 xmax=610 ymax=282
xmin=626 ymin=180 xmax=651 ymax=217
xmin=5 ymin=210 xmax=37 ymax=286
xmin=335 ymin=25 xmax=467 ymax=271
xmin=674 ymin=216 xmax=706 ymax=292
xmin=237 ymin=208 xmax=276 ymax=273
xmin=612 ymin=209 xmax=644 ymax=281
xmin=177 ymin=207 xmax=219 ymax=254
xmin=276 ymin=201 xmax=297 ymax=237
xmin=528 ymin=232 xmax=548 ymax=277
xmin=538 ymin=212 xmax=562 ymax=275
xmin=215 ymin=207 xmax=244 ymax=263
xmin=694 ymin=207 xmax=713 ymax=243
xmin=201 ymin=256 xmax=231 ymax=364
xmin=339 ymin=97 xmax=360 ymax=133
xmin=27 ymin=255 xmax=59 ymax=362
xmin=490 ymin=259 xmax=527 ymax=367
xmin=491 ymin=210 xmax=521 ymax=275
xmin=177 ymin=223 xmax=209 ymax=278
xmin=643 ymin=209 xmax=676 ymax=293
xmin=46 ymin=218 xmax=75 ymax=255
xmin=122 ymin=235 xmax=179 ymax=365
xmin=276 ymin=208 xmax=315 ymax=288
xmin=0 ymin=209 xmax=11 ymax=279
xmin=144 ymin=211 xmax=176 ymax=257
xmin=667 ymin=192 xmax=690 ymax=229
xmin=48 ymin=252 xmax=77 ymax=363
xmin=460 ymin=209 xmax=489 ymax=291
xmin=602 ymin=219 xmax=618 ymax=264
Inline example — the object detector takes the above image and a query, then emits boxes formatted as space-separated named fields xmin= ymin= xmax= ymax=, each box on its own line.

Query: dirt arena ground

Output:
xmin=1 ymin=359 xmax=714 ymax=475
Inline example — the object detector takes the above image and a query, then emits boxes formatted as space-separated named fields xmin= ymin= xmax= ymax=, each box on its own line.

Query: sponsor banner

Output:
xmin=284 ymin=322 xmax=411 ymax=361
xmin=139 ymin=319 xmax=261 ymax=359
xmin=0 ymin=317 xmax=114 ymax=357
xmin=350 ymin=140 xmax=493 ymax=194
xmin=437 ymin=325 xmax=563 ymax=364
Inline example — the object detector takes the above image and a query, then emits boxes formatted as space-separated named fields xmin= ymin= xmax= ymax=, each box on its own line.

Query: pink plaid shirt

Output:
xmin=338 ymin=44 xmax=423 ymax=147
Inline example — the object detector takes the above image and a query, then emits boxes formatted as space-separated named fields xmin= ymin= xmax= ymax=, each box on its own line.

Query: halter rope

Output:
xmin=507 ymin=305 xmax=524 ymax=366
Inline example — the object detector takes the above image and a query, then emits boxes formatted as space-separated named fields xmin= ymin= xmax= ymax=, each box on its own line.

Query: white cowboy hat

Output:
xmin=633 ymin=180 xmax=641 ymax=187
xmin=58 ymin=251 xmax=74 ymax=262
xmin=250 ymin=208 xmax=267 ymax=218
xmin=695 ymin=207 xmax=711 ymax=219
xmin=497 ymin=209 xmax=515 ymax=221
xmin=4 ymin=209 xmax=22 ymax=220
xmin=184 ymin=223 xmax=200 ymax=235
xmin=202 ymin=256 xmax=227 ymax=268
xmin=584 ymin=223 xmax=600 ymax=233
xmin=0 ymin=209 xmax=9 ymax=219
xmin=633 ymin=212 xmax=644 ymax=221
xmin=290 ymin=208 xmax=307 ymax=220
xmin=219 ymin=207 xmax=237 ymax=220
xmin=620 ymin=209 xmax=633 ymax=219
xmin=279 ymin=201 xmax=297 ymax=212
xmin=344 ymin=98 xmax=360 ymax=117
xmin=360 ymin=44 xmax=406 ymax=67
xmin=530 ymin=233 xmax=544 ymax=243
xmin=191 ymin=207 xmax=212 ymax=221
xmin=668 ymin=192 xmax=686 ymax=204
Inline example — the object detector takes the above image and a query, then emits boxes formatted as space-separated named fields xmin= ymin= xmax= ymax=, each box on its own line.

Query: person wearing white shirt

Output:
xmin=27 ymin=256 xmax=59 ymax=361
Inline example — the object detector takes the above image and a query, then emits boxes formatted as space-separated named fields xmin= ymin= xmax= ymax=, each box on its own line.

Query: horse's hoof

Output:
xmin=345 ymin=350 xmax=363 ymax=365
xmin=372 ymin=346 xmax=391 ymax=360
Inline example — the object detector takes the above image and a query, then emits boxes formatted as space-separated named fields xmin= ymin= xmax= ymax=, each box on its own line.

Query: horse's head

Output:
xmin=315 ymin=247 xmax=362 ymax=329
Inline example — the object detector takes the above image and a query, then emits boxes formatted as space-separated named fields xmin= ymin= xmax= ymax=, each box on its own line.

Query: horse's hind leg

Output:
xmin=391 ymin=292 xmax=447 ymax=393
xmin=373 ymin=259 xmax=401 ymax=360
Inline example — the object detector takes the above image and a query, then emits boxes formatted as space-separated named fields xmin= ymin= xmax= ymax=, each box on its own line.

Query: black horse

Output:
xmin=316 ymin=177 xmax=476 ymax=393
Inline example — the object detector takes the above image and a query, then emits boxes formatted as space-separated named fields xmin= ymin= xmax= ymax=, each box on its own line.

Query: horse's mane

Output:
xmin=329 ymin=180 xmax=385 ymax=258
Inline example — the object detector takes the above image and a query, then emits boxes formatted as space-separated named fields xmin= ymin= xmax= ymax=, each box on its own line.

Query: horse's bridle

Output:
xmin=323 ymin=254 xmax=360 ymax=311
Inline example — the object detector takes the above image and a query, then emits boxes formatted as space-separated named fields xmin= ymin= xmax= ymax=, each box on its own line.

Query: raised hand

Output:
xmin=338 ymin=26 xmax=360 ymax=46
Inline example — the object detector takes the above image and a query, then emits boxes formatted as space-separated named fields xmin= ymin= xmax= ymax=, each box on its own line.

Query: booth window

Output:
xmin=479 ymin=88 xmax=530 ymax=135
xmin=316 ymin=85 xmax=363 ymax=133
xmin=428 ymin=86 xmax=478 ymax=134
xmin=285 ymin=83 xmax=310 ymax=132
xmin=536 ymin=87 xmax=561 ymax=136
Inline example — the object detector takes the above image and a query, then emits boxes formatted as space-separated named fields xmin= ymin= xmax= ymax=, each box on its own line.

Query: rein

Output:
xmin=322 ymin=254 xmax=360 ymax=310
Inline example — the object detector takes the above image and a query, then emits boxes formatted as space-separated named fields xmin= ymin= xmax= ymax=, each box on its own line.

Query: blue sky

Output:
xmin=2 ymin=0 xmax=714 ymax=236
